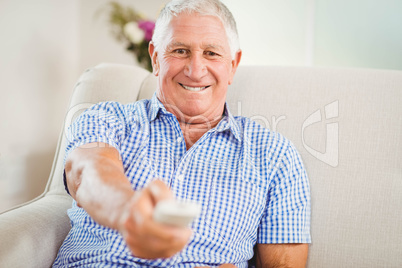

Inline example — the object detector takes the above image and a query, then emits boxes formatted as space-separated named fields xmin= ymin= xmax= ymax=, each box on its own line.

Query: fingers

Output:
xmin=124 ymin=221 xmax=192 ymax=259
xmin=119 ymin=179 xmax=192 ymax=259
xmin=130 ymin=180 xmax=173 ymax=225
xmin=148 ymin=179 xmax=175 ymax=204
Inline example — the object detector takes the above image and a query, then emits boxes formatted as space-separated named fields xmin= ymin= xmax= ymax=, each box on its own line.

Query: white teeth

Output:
xmin=181 ymin=84 xmax=207 ymax=92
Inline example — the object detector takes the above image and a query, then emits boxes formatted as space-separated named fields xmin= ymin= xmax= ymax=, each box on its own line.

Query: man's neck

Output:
xmin=178 ymin=115 xmax=223 ymax=150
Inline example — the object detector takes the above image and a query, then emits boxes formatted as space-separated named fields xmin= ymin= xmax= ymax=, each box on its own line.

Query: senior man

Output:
xmin=53 ymin=0 xmax=311 ymax=267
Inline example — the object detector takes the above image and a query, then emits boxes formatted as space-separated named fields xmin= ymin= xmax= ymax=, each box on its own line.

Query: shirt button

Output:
xmin=177 ymin=174 xmax=185 ymax=182
xmin=176 ymin=137 xmax=183 ymax=143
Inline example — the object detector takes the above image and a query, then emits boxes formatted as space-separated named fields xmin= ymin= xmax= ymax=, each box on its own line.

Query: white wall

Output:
xmin=314 ymin=0 xmax=402 ymax=70
xmin=1 ymin=0 xmax=401 ymax=213
xmin=0 ymin=0 xmax=80 ymax=212
xmin=223 ymin=0 xmax=311 ymax=66
xmin=224 ymin=0 xmax=402 ymax=70
xmin=78 ymin=0 xmax=402 ymax=70
xmin=0 ymin=0 xmax=166 ymax=213
xmin=78 ymin=0 xmax=167 ymax=73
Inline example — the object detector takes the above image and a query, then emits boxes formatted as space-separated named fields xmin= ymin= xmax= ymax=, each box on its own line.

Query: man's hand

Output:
xmin=65 ymin=143 xmax=192 ymax=260
xmin=118 ymin=180 xmax=192 ymax=259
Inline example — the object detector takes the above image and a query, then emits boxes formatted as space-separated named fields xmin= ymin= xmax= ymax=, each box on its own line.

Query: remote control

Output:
xmin=153 ymin=199 xmax=201 ymax=227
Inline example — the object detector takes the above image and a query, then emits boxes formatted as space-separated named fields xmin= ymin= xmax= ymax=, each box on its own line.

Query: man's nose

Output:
xmin=184 ymin=54 xmax=207 ymax=81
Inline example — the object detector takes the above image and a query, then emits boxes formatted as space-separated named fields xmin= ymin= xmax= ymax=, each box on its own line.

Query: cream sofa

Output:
xmin=1 ymin=63 xmax=401 ymax=267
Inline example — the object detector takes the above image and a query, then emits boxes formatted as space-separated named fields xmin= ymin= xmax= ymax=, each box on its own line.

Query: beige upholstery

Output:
xmin=0 ymin=63 xmax=401 ymax=267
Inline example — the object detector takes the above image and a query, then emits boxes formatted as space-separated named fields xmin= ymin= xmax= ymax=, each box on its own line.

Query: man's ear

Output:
xmin=148 ymin=42 xmax=159 ymax=76
xmin=228 ymin=49 xmax=242 ymax=85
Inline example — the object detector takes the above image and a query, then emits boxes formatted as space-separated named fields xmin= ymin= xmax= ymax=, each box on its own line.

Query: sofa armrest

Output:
xmin=0 ymin=194 xmax=72 ymax=268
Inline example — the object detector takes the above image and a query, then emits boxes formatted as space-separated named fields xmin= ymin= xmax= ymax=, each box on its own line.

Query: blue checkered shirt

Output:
xmin=53 ymin=94 xmax=311 ymax=267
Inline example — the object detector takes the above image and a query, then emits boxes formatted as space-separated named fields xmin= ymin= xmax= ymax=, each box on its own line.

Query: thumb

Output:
xmin=148 ymin=179 xmax=174 ymax=205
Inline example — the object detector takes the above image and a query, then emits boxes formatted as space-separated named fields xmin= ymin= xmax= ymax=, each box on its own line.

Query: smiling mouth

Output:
xmin=179 ymin=83 xmax=210 ymax=92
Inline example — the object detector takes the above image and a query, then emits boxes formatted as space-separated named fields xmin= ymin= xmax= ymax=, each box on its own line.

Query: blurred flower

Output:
xmin=102 ymin=1 xmax=155 ymax=72
xmin=124 ymin=22 xmax=145 ymax=44
xmin=138 ymin=20 xmax=155 ymax=42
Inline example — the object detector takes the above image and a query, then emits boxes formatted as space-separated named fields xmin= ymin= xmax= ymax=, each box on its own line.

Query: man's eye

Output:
xmin=174 ymin=49 xmax=187 ymax=54
xmin=205 ymin=51 xmax=218 ymax=57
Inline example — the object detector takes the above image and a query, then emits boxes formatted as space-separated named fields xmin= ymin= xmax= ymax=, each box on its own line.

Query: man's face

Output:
xmin=149 ymin=13 xmax=241 ymax=124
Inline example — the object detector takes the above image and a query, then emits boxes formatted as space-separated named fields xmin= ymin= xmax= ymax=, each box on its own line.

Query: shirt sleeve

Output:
xmin=62 ymin=101 xmax=127 ymax=193
xmin=257 ymin=142 xmax=311 ymax=244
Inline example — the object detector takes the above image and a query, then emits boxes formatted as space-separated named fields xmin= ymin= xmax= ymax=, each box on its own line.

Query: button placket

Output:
xmin=171 ymin=149 xmax=195 ymax=200
xmin=172 ymin=132 xmax=211 ymax=200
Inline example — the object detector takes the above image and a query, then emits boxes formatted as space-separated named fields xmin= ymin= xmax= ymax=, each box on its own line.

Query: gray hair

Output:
xmin=152 ymin=0 xmax=240 ymax=59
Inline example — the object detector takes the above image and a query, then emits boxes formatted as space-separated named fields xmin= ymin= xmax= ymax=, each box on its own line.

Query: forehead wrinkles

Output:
xmin=159 ymin=14 xmax=231 ymax=55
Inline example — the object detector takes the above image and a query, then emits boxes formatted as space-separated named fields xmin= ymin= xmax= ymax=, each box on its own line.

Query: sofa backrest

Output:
xmin=226 ymin=66 xmax=402 ymax=267
xmin=47 ymin=63 xmax=154 ymax=197
xmin=49 ymin=63 xmax=402 ymax=267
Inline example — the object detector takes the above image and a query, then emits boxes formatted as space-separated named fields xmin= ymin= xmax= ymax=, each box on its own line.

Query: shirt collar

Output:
xmin=148 ymin=93 xmax=241 ymax=141
xmin=215 ymin=104 xmax=242 ymax=141
xmin=148 ymin=93 xmax=170 ymax=122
